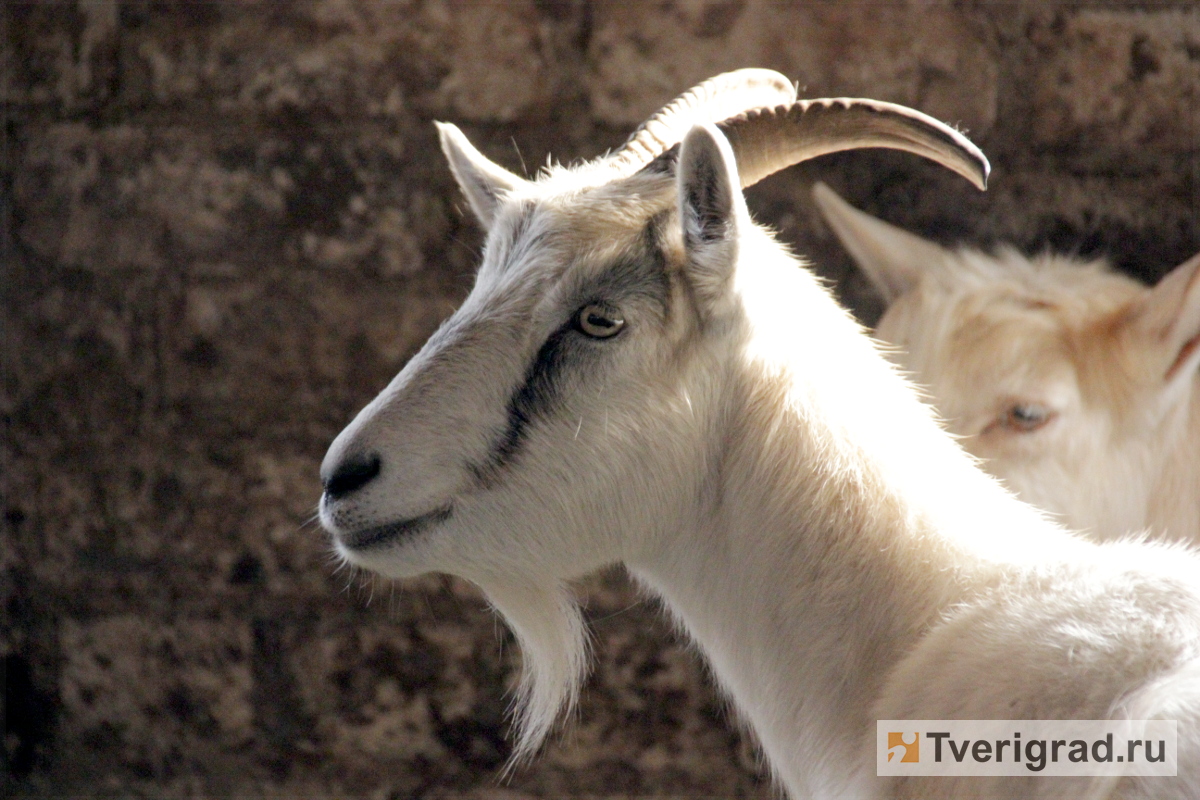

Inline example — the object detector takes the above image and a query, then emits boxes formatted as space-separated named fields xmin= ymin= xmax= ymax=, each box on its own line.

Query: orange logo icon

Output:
xmin=888 ymin=732 xmax=920 ymax=763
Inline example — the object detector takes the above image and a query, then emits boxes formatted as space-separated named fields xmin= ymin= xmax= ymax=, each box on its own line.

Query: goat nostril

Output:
xmin=323 ymin=453 xmax=382 ymax=500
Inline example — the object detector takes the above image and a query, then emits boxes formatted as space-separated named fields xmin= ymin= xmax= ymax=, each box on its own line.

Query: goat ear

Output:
xmin=436 ymin=122 xmax=528 ymax=229
xmin=811 ymin=182 xmax=951 ymax=304
xmin=677 ymin=123 xmax=747 ymax=309
xmin=1134 ymin=251 xmax=1200 ymax=388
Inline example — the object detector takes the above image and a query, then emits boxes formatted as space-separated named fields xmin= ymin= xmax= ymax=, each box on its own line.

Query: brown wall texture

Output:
xmin=3 ymin=1 xmax=1198 ymax=797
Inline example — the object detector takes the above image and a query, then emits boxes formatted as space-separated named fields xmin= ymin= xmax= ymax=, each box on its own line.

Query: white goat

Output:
xmin=319 ymin=70 xmax=1200 ymax=798
xmin=814 ymin=183 xmax=1200 ymax=544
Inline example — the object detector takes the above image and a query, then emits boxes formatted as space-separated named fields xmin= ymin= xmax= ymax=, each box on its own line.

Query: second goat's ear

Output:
xmin=1134 ymin=251 xmax=1200 ymax=390
xmin=437 ymin=122 xmax=529 ymax=229
xmin=812 ymin=182 xmax=951 ymax=304
xmin=677 ymin=123 xmax=747 ymax=311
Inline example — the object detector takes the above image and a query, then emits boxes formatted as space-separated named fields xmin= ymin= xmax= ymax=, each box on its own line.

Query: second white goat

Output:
xmin=815 ymin=183 xmax=1200 ymax=543
xmin=320 ymin=71 xmax=1200 ymax=798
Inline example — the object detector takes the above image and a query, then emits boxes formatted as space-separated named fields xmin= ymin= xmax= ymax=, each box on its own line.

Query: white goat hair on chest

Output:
xmin=815 ymin=183 xmax=1200 ymax=545
xmin=319 ymin=70 xmax=1200 ymax=798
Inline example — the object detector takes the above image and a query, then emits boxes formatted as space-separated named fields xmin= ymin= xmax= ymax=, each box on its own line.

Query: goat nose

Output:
xmin=323 ymin=453 xmax=381 ymax=500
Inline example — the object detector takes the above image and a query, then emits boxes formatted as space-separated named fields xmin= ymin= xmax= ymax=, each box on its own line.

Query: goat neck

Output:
xmin=1148 ymin=373 xmax=1200 ymax=538
xmin=626 ymin=169 xmax=1078 ymax=794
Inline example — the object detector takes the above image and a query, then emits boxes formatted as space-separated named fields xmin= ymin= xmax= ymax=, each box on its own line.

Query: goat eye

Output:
xmin=1001 ymin=402 xmax=1054 ymax=433
xmin=574 ymin=304 xmax=625 ymax=339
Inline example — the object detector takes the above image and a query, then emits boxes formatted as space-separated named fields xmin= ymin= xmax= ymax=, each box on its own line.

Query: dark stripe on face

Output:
xmin=485 ymin=321 xmax=574 ymax=475
xmin=471 ymin=218 xmax=672 ymax=483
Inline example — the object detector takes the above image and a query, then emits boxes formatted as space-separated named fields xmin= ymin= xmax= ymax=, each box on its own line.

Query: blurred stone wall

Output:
xmin=3 ymin=1 xmax=1197 ymax=797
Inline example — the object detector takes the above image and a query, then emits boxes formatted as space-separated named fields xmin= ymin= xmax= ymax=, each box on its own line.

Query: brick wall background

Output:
xmin=4 ymin=1 xmax=1198 ymax=796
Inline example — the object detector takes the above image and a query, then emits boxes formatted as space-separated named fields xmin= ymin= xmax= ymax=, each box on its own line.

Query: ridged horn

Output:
xmin=605 ymin=69 xmax=798 ymax=176
xmin=716 ymin=98 xmax=990 ymax=190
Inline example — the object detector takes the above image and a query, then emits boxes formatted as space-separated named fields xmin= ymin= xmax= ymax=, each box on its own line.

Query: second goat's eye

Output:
xmin=1001 ymin=402 xmax=1054 ymax=433
xmin=575 ymin=304 xmax=625 ymax=339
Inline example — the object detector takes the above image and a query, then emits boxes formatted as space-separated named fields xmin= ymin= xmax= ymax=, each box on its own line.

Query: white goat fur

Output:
xmin=320 ymin=77 xmax=1200 ymax=797
xmin=815 ymin=183 xmax=1200 ymax=544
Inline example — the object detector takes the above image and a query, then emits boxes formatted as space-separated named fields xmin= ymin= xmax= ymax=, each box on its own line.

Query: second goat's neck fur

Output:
xmin=1149 ymin=386 xmax=1200 ymax=539
xmin=628 ymin=227 xmax=1081 ymax=795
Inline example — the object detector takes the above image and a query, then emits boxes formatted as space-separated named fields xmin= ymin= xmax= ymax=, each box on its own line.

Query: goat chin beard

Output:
xmin=475 ymin=575 xmax=590 ymax=768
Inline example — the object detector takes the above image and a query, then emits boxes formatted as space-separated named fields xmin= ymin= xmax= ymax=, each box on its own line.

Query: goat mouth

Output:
xmin=339 ymin=505 xmax=454 ymax=550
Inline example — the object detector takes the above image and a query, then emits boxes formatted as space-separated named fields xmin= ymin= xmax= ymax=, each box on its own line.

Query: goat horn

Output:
xmin=605 ymin=69 xmax=798 ymax=176
xmin=717 ymin=98 xmax=990 ymax=190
